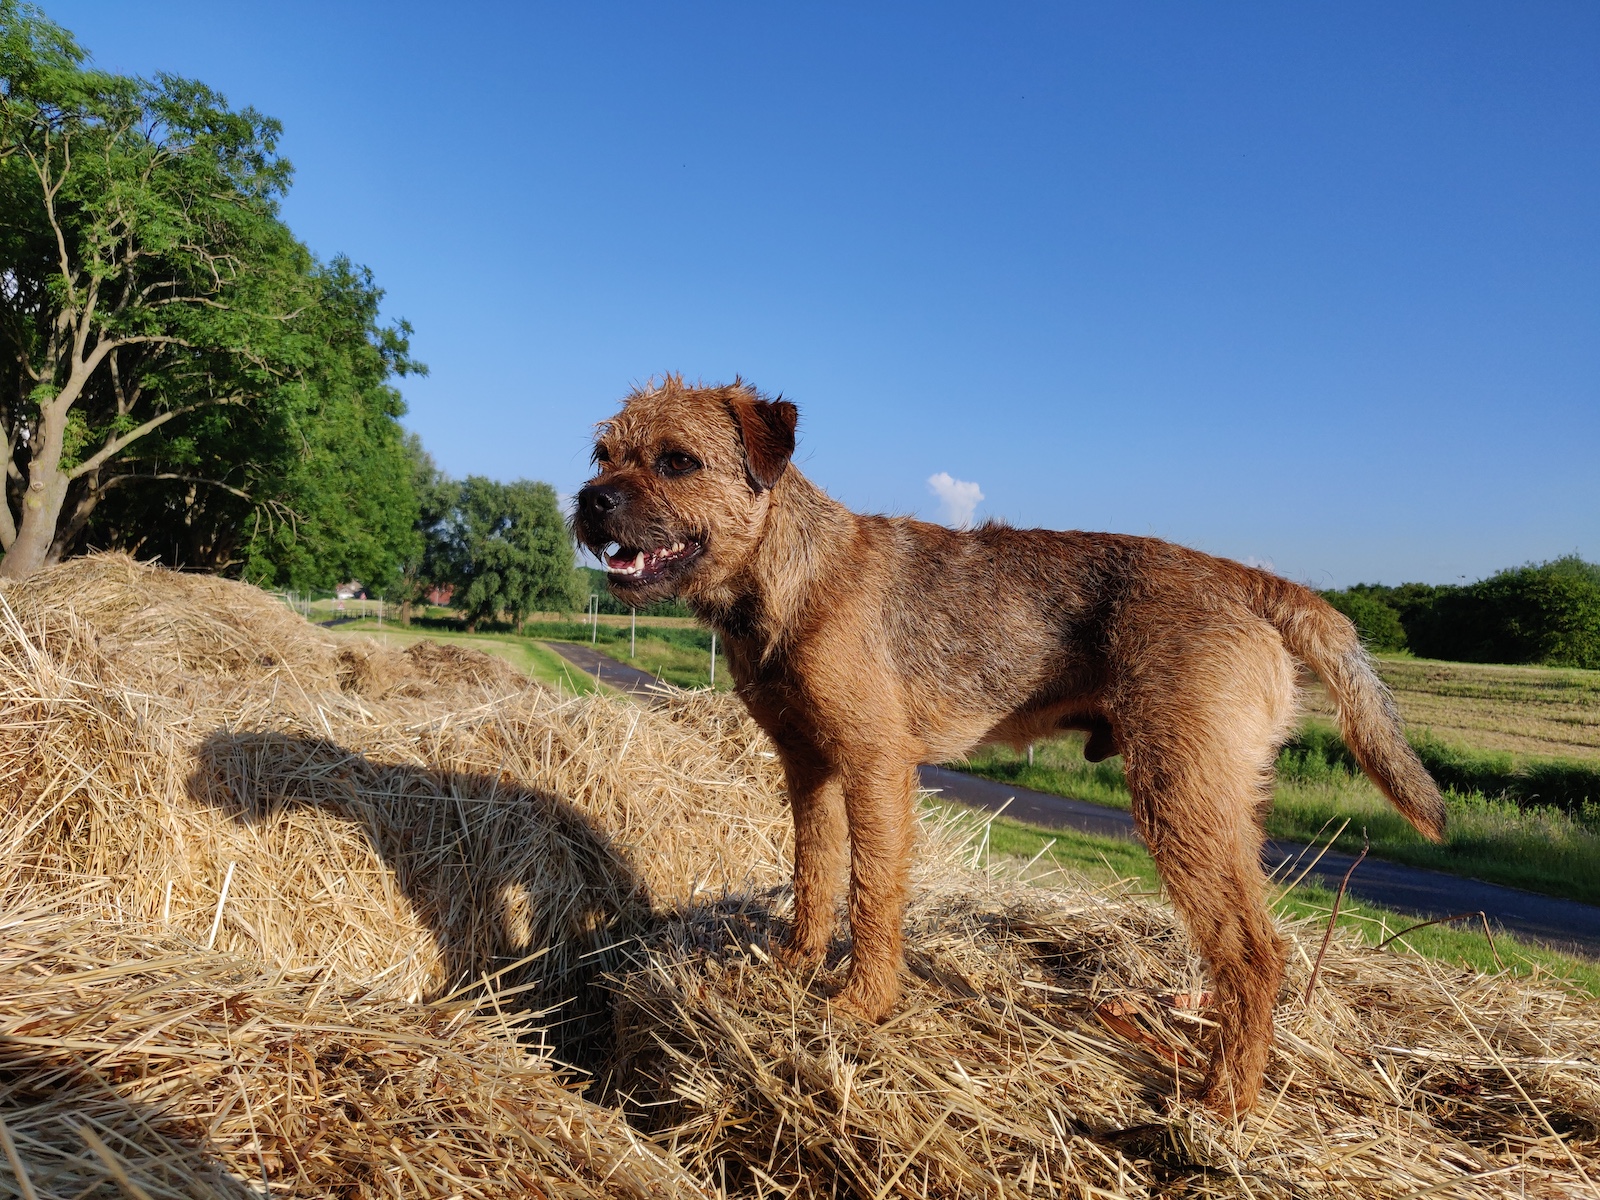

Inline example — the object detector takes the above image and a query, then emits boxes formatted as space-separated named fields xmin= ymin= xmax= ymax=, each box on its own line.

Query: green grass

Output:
xmin=958 ymin=727 xmax=1600 ymax=906
xmin=578 ymin=634 xmax=730 ymax=691
xmin=1286 ymin=718 xmax=1600 ymax=813
xmin=327 ymin=624 xmax=601 ymax=695
xmin=925 ymin=798 xmax=1600 ymax=998
xmin=520 ymin=619 xmax=731 ymax=691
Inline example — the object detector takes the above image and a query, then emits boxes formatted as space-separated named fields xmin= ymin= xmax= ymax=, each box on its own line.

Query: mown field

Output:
xmin=1304 ymin=654 xmax=1600 ymax=761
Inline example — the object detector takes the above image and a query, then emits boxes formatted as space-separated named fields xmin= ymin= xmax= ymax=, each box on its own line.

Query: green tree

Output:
xmin=442 ymin=477 xmax=585 ymax=631
xmin=77 ymin=257 xmax=425 ymax=592
xmin=1359 ymin=558 xmax=1600 ymax=669
xmin=231 ymin=258 xmax=424 ymax=593
xmin=394 ymin=432 xmax=456 ymax=623
xmin=1 ymin=3 xmax=425 ymax=589
xmin=1468 ymin=559 xmax=1600 ymax=669
xmin=1 ymin=1 xmax=302 ymax=578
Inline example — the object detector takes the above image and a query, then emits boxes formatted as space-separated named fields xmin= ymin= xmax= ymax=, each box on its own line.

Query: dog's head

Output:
xmin=574 ymin=376 xmax=797 ymax=606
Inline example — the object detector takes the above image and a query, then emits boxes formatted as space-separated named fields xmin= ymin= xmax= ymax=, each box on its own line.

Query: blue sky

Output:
xmin=46 ymin=2 xmax=1599 ymax=586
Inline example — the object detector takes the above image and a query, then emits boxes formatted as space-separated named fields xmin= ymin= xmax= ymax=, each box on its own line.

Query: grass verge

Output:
xmin=537 ymin=625 xmax=732 ymax=691
xmin=925 ymin=798 xmax=1600 ymax=998
xmin=960 ymin=728 xmax=1600 ymax=906
xmin=509 ymin=619 xmax=726 ymax=691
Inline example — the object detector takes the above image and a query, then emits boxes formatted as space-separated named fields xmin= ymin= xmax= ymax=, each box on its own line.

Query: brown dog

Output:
xmin=574 ymin=376 xmax=1445 ymax=1114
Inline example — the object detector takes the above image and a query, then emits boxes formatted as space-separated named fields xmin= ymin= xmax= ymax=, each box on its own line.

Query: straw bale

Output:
xmin=0 ymin=552 xmax=346 ymax=691
xmin=0 ymin=899 xmax=710 ymax=1200
xmin=4 ymin=554 xmax=1600 ymax=1199
xmin=0 ymin=555 xmax=789 ymax=1030
xmin=612 ymin=858 xmax=1600 ymax=1199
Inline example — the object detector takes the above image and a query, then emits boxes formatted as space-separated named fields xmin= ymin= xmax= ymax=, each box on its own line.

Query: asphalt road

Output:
xmin=546 ymin=640 xmax=1600 ymax=960
xmin=544 ymin=640 xmax=670 ymax=694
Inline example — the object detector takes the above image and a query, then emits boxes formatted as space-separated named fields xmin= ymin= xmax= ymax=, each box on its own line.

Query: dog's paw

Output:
xmin=773 ymin=934 xmax=826 ymax=973
xmin=830 ymin=974 xmax=900 ymax=1024
xmin=1195 ymin=1075 xmax=1257 ymax=1119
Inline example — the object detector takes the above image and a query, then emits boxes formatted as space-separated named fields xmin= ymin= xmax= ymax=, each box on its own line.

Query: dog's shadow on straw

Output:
xmin=187 ymin=730 xmax=653 ymax=1068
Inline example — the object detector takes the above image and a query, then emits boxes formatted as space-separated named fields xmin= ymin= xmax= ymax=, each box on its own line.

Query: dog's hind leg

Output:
xmin=777 ymin=748 xmax=849 ymax=968
xmin=833 ymin=753 xmax=918 ymax=1022
xmin=1125 ymin=732 xmax=1286 ymax=1115
xmin=1116 ymin=626 xmax=1297 ymax=1114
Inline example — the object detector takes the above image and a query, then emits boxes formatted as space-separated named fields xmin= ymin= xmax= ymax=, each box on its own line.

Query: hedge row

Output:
xmin=1321 ymin=556 xmax=1600 ymax=668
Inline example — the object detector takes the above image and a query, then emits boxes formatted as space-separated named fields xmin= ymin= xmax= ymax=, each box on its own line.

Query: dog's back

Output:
xmin=852 ymin=516 xmax=1444 ymax=849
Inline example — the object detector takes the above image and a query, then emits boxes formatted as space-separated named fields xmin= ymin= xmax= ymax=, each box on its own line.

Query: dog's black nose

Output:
xmin=577 ymin=483 xmax=623 ymax=519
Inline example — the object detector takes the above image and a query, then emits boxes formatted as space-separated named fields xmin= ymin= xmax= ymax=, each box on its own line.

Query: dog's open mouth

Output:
xmin=602 ymin=538 xmax=704 ymax=585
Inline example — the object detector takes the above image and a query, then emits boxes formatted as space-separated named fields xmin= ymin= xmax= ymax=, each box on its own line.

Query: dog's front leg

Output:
xmin=776 ymin=750 xmax=848 ymax=968
xmin=834 ymin=754 xmax=917 ymax=1022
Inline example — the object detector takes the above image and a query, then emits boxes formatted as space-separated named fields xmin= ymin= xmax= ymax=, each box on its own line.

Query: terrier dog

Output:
xmin=574 ymin=376 xmax=1444 ymax=1114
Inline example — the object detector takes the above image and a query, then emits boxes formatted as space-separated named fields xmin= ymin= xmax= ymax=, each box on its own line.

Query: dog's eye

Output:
xmin=658 ymin=451 xmax=700 ymax=476
xmin=592 ymin=445 xmax=612 ymax=467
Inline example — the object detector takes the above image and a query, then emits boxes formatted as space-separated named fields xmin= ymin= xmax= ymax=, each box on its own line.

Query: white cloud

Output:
xmin=926 ymin=472 xmax=984 ymax=529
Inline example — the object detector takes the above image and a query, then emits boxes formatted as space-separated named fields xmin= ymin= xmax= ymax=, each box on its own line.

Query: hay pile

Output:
xmin=0 ymin=904 xmax=707 ymax=1200
xmin=614 ymin=878 xmax=1599 ymax=1199
xmin=2 ymin=555 xmax=1598 ymax=1199
xmin=0 ymin=554 xmax=791 ymax=1010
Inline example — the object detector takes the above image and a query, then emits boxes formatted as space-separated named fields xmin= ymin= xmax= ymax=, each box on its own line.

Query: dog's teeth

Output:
xmin=633 ymin=551 xmax=645 ymax=570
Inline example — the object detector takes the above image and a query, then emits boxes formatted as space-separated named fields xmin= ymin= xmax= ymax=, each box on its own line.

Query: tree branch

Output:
xmin=24 ymin=132 xmax=79 ymax=309
xmin=66 ymin=395 xmax=244 ymax=479
xmin=98 ymin=471 xmax=253 ymax=502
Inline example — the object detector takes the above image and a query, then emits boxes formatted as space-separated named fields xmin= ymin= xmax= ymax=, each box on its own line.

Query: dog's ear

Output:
xmin=728 ymin=393 xmax=798 ymax=492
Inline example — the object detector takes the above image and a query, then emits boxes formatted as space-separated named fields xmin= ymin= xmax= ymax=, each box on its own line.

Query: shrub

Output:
xmin=1405 ymin=557 xmax=1600 ymax=668
xmin=1320 ymin=589 xmax=1408 ymax=652
xmin=1325 ymin=557 xmax=1600 ymax=668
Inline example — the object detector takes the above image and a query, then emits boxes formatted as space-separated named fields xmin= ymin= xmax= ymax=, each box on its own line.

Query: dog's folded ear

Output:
xmin=728 ymin=392 xmax=798 ymax=492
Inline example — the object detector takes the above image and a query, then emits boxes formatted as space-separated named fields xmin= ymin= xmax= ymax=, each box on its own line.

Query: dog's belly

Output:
xmin=918 ymin=698 xmax=1113 ymax=764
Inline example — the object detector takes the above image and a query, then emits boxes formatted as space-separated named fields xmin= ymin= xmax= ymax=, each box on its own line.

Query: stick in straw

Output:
xmin=206 ymin=861 xmax=237 ymax=949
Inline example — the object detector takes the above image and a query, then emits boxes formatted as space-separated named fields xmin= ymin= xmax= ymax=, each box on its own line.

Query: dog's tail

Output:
xmin=1245 ymin=572 xmax=1446 ymax=842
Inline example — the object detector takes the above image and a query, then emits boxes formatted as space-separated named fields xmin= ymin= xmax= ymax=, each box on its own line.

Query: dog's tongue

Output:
xmin=607 ymin=549 xmax=645 ymax=572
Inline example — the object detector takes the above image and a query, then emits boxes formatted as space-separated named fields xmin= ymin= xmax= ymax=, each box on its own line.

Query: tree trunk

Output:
xmin=0 ymin=473 xmax=70 ymax=579
xmin=1 ymin=378 xmax=92 ymax=580
xmin=46 ymin=474 xmax=103 ymax=567
xmin=0 ymin=405 xmax=72 ymax=580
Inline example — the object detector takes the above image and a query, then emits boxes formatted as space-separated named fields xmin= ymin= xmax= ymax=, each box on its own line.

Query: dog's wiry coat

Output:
xmin=575 ymin=376 xmax=1446 ymax=1115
